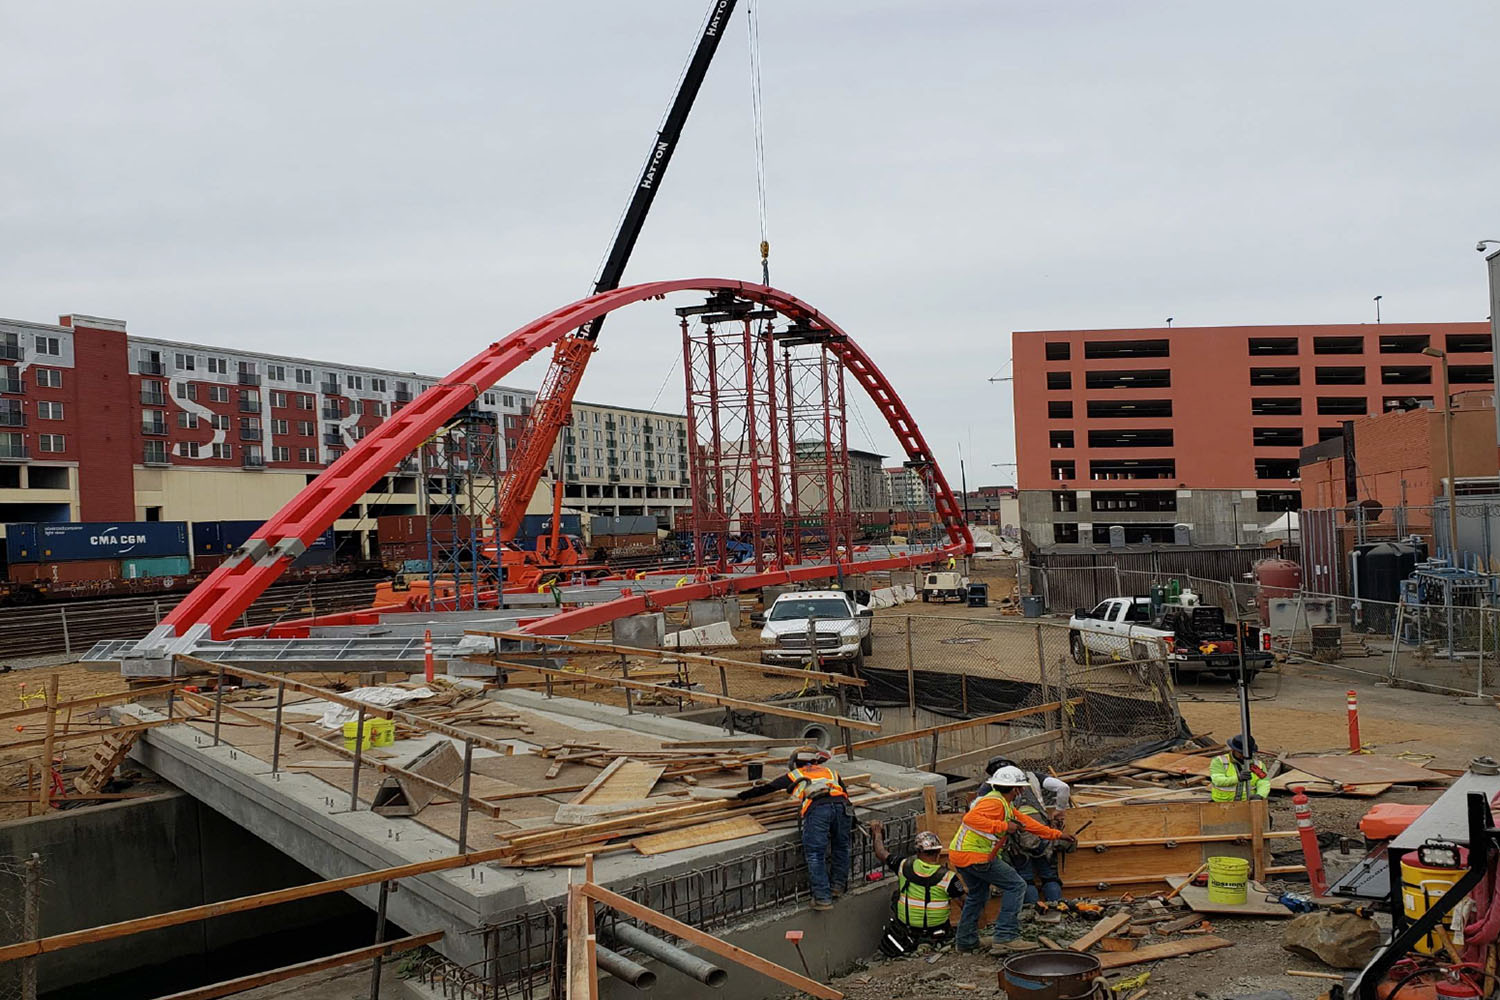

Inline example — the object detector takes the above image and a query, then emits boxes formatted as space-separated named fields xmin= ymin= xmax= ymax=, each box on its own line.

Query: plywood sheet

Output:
xmin=1060 ymin=800 xmax=1268 ymax=889
xmin=1287 ymin=755 xmax=1445 ymax=786
xmin=1166 ymin=877 xmax=1291 ymax=917
xmin=1132 ymin=751 xmax=1332 ymax=793
xmin=571 ymin=759 xmax=666 ymax=806
xmin=630 ymin=816 xmax=768 ymax=856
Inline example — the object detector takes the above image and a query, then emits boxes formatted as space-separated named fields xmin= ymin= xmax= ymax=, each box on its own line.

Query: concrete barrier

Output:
xmin=686 ymin=597 xmax=740 ymax=628
xmin=664 ymin=621 xmax=738 ymax=648
xmin=612 ymin=612 xmax=666 ymax=649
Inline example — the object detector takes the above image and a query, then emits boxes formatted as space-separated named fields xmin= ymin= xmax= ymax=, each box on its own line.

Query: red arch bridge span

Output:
xmin=125 ymin=279 xmax=971 ymax=660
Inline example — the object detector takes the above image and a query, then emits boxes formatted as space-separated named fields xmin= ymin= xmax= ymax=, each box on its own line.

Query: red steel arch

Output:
xmin=159 ymin=279 xmax=973 ymax=640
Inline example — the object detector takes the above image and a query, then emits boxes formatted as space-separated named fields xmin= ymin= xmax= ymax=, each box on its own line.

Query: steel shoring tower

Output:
xmin=778 ymin=345 xmax=855 ymax=568
xmin=425 ymin=407 xmax=501 ymax=610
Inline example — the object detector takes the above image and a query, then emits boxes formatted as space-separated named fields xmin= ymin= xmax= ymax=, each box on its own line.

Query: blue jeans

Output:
xmin=1011 ymin=852 xmax=1063 ymax=905
xmin=955 ymin=857 xmax=1027 ymax=948
xmin=801 ymin=799 xmax=851 ymax=902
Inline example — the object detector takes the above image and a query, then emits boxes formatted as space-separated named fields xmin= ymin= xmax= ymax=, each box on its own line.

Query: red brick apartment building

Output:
xmin=1011 ymin=322 xmax=1494 ymax=550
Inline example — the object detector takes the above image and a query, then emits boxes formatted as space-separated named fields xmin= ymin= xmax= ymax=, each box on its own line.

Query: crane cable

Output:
xmin=747 ymin=0 xmax=770 ymax=284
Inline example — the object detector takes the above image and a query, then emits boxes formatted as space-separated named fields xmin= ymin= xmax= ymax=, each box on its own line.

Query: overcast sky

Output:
xmin=3 ymin=1 xmax=1497 ymax=483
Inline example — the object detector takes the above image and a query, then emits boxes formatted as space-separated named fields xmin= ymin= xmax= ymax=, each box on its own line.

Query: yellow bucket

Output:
xmin=369 ymin=718 xmax=396 ymax=747
xmin=342 ymin=719 xmax=375 ymax=752
xmin=1206 ymin=856 xmax=1249 ymax=905
xmin=1400 ymin=853 xmax=1465 ymax=955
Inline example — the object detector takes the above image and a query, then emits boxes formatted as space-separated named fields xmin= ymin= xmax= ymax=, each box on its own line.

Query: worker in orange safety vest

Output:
xmin=948 ymin=765 xmax=1075 ymax=954
xmin=736 ymin=746 xmax=851 ymax=909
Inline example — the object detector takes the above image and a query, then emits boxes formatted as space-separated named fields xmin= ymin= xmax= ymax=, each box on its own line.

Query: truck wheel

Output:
xmin=861 ymin=634 xmax=873 ymax=656
xmin=1069 ymin=632 xmax=1087 ymax=665
xmin=853 ymin=649 xmax=866 ymax=671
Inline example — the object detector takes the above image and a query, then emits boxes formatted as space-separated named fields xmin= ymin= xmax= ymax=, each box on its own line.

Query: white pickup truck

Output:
xmin=1067 ymin=594 xmax=1272 ymax=678
xmin=759 ymin=590 xmax=874 ymax=669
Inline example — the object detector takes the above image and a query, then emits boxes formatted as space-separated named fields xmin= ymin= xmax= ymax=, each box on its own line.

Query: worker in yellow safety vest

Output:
xmin=869 ymin=820 xmax=965 ymax=955
xmin=947 ymin=554 xmax=957 ymax=571
xmin=1209 ymin=734 xmax=1270 ymax=802
xmin=949 ymin=766 xmax=1075 ymax=955
xmin=736 ymin=747 xmax=851 ymax=909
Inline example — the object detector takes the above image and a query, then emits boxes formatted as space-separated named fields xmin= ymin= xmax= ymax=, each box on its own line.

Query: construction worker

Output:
xmin=736 ymin=747 xmax=851 ymax=910
xmin=946 ymin=554 xmax=957 ymax=571
xmin=949 ymin=765 xmax=1075 ymax=954
xmin=985 ymin=756 xmax=1070 ymax=915
xmin=869 ymin=819 xmax=964 ymax=955
xmin=1209 ymin=734 xmax=1270 ymax=802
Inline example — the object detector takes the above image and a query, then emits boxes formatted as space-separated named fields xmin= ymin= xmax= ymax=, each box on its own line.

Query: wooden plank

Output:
xmin=1095 ymin=935 xmax=1232 ymax=970
xmin=1069 ymin=912 xmax=1131 ymax=952
xmin=932 ymin=729 xmax=1063 ymax=773
xmin=471 ymin=630 xmax=864 ymax=687
xmin=1076 ymin=831 xmax=1296 ymax=850
xmin=0 ymin=682 xmax=179 ymax=724
xmin=922 ymin=785 xmax=939 ymax=833
xmin=630 ymin=816 xmax=768 ymax=855
xmin=475 ymin=656 xmax=881 ymax=733
xmin=153 ymin=931 xmax=442 ymax=1000
xmin=848 ymin=700 xmax=1080 ymax=752
xmin=572 ymin=759 xmax=665 ymax=807
xmin=1286 ymin=754 xmax=1444 ymax=786
xmin=566 ymin=882 xmax=594 ymax=1000
xmin=581 ymin=882 xmax=843 ymax=1000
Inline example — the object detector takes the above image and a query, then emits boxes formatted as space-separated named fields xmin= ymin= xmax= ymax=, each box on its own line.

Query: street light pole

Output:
xmin=1479 ymin=241 xmax=1500 ymax=473
xmin=1422 ymin=346 xmax=1459 ymax=564
xmin=1374 ymin=295 xmax=1382 ymax=324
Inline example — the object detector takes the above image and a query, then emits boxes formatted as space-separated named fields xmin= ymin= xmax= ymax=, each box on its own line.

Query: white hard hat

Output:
xmin=987 ymin=765 xmax=1028 ymax=788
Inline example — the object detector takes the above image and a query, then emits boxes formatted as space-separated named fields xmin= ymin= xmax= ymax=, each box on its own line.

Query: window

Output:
xmin=1087 ymin=429 xmax=1173 ymax=448
xmin=137 ymin=348 xmax=163 ymax=374
xmin=371 ymin=401 xmax=386 ymax=418
xmin=503 ymin=394 xmax=515 ymax=408
xmin=175 ymin=382 xmax=198 ymax=401
xmin=1052 ymin=491 xmax=1077 ymax=512
xmin=483 ymin=392 xmax=497 ymax=405
xmin=0 ymin=332 xmax=19 ymax=361
xmin=1256 ymin=490 xmax=1301 ymax=512
xmin=0 ymin=432 xmax=24 ymax=458
xmin=211 ymin=442 xmax=233 ymax=459
xmin=1313 ymin=336 xmax=1363 ymax=355
xmin=1091 ymin=490 xmax=1177 ymax=512
xmin=345 ymin=374 xmax=362 ymax=390
xmin=1315 ymin=366 xmax=1365 ymax=385
xmin=1446 ymin=333 xmax=1490 ymax=354
xmin=299 ymin=447 xmax=317 ymax=463
xmin=1252 ymin=427 xmax=1304 ymax=447
xmin=143 ymin=440 xmax=168 ymax=465
xmin=1381 ymin=365 xmax=1431 ymax=385
xmin=1083 ymin=339 xmax=1169 ymax=359
xmin=270 ymin=390 xmax=289 ymax=408
xmin=1086 ymin=399 xmax=1172 ymax=419
xmin=1089 ymin=458 xmax=1176 ymax=480
xmin=1248 ymin=337 xmax=1299 ymax=355
xmin=1050 ymin=459 xmax=1076 ymax=480
xmin=1381 ymin=334 xmax=1429 ymax=354
xmin=352 ymin=399 xmax=363 ymax=416
xmin=1451 ymin=365 xmax=1492 ymax=384
xmin=177 ymin=411 xmax=200 ymax=429
xmin=207 ymin=356 xmax=228 ymax=374
xmin=210 ymin=413 xmax=230 ymax=430
xmin=1047 ymin=400 xmax=1073 ymax=419
xmin=175 ymin=352 xmax=196 ymax=371
xmin=1318 ymin=426 xmax=1345 ymax=441
xmin=296 ymin=393 xmax=314 ymax=410
xmin=1044 ymin=342 xmax=1071 ymax=361
xmin=1317 ymin=396 xmax=1368 ymax=415
xmin=34 ymin=336 xmax=60 ymax=356
xmin=35 ymin=368 xmax=61 ymax=388
xmin=266 ymin=364 xmax=287 ymax=381
xmin=298 ymin=420 xmax=315 ymax=435
xmin=1384 ymin=395 xmax=1432 ymax=412
xmin=1249 ymin=367 xmax=1299 ymax=386
xmin=294 ymin=368 xmax=313 ymax=385
xmin=141 ymin=409 xmax=167 ymax=434
xmin=37 ymin=401 xmax=63 ymax=420
xmin=1255 ymin=458 xmax=1299 ymax=480
xmin=370 ymin=377 xmax=386 ymax=392
xmin=208 ymin=385 xmax=230 ymax=402
xmin=1046 ymin=371 xmax=1072 ymax=390
xmin=1085 ymin=369 xmax=1171 ymax=389
xmin=240 ymin=390 xmax=261 ymax=410
xmin=180 ymin=441 xmax=200 ymax=458
xmin=272 ymin=445 xmax=290 ymax=462
xmin=1052 ymin=522 xmax=1079 ymax=544
xmin=1250 ymin=397 xmax=1301 ymax=416
xmin=38 ymin=433 xmax=64 ymax=453
xmin=273 ymin=418 xmax=289 ymax=435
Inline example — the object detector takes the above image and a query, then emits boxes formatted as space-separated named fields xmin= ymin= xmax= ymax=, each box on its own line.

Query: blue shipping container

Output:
xmin=122 ymin=556 xmax=193 ymax=580
xmin=6 ymin=521 xmax=189 ymax=564
xmin=192 ymin=520 xmax=335 ymax=557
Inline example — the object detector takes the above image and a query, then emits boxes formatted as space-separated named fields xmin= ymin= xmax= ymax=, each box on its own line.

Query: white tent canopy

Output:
xmin=1260 ymin=511 xmax=1299 ymax=542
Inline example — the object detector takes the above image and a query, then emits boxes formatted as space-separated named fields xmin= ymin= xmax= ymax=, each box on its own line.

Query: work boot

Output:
xmin=989 ymin=939 xmax=1038 ymax=955
xmin=831 ymin=883 xmax=848 ymax=899
xmin=811 ymin=898 xmax=834 ymax=911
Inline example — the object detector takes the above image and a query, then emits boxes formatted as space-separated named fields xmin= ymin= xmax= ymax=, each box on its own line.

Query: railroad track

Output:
xmin=0 ymin=577 xmax=384 ymax=661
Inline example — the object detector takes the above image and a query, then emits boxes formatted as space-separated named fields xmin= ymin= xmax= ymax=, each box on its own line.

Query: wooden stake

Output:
xmin=38 ymin=675 xmax=58 ymax=812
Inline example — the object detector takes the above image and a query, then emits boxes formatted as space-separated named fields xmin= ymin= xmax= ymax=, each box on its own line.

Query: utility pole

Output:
xmin=1479 ymin=241 xmax=1500 ymax=473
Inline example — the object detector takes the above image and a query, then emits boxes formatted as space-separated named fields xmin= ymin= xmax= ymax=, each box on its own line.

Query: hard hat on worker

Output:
xmin=1227 ymin=734 xmax=1258 ymax=757
xmin=789 ymin=746 xmax=831 ymax=768
xmin=985 ymin=755 xmax=1018 ymax=775
xmin=913 ymin=831 xmax=943 ymax=853
xmin=986 ymin=765 xmax=1029 ymax=788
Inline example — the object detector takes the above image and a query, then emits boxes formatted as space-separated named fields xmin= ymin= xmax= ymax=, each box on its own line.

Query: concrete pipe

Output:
xmin=610 ymin=922 xmax=728 ymax=988
xmin=594 ymin=944 xmax=658 ymax=990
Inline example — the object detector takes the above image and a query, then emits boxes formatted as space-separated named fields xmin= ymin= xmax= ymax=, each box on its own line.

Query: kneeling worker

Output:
xmin=869 ymin=819 xmax=964 ymax=955
xmin=950 ymin=765 xmax=1075 ymax=954
xmin=737 ymin=747 xmax=851 ymax=910
xmin=1209 ymin=734 xmax=1270 ymax=802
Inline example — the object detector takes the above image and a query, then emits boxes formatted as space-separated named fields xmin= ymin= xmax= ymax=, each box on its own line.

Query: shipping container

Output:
xmin=193 ymin=520 xmax=335 ymax=557
xmin=591 ymin=515 xmax=657 ymax=537
xmin=376 ymin=515 xmax=481 ymax=546
xmin=5 ymin=521 xmax=189 ymax=564
xmin=9 ymin=558 xmax=123 ymax=585
xmin=122 ymin=555 xmax=193 ymax=580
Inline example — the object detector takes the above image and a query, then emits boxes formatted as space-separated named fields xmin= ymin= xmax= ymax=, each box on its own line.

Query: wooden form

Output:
xmin=471 ymin=629 xmax=866 ymax=688
xmin=1060 ymin=799 xmax=1272 ymax=892
xmin=846 ymin=699 xmax=1081 ymax=753
xmin=153 ymin=930 xmax=443 ymax=1000
xmin=472 ymin=655 xmax=881 ymax=733
xmin=578 ymin=878 xmax=843 ymax=999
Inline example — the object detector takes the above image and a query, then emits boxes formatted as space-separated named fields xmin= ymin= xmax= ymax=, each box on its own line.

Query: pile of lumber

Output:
xmin=535 ymin=741 xmax=774 ymax=783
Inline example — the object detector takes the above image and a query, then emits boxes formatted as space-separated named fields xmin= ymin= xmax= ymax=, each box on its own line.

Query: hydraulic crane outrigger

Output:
xmin=489 ymin=0 xmax=741 ymax=586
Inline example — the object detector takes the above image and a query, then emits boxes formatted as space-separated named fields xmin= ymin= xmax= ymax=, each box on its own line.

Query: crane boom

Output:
xmin=493 ymin=0 xmax=740 ymax=545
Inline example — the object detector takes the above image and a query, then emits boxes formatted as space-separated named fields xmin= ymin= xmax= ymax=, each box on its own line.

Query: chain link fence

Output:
xmin=0 ymin=854 xmax=42 ymax=1000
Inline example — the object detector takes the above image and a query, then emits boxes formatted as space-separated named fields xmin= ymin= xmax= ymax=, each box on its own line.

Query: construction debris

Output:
xmin=1280 ymin=911 xmax=1382 ymax=969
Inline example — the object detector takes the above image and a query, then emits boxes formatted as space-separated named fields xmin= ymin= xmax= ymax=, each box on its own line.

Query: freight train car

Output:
xmin=0 ymin=519 xmax=364 ymax=604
